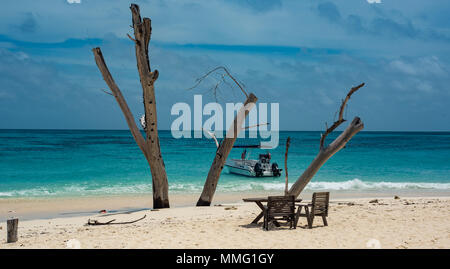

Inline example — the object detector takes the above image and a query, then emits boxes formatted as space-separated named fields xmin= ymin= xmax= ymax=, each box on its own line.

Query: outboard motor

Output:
xmin=254 ymin=163 xmax=263 ymax=177
xmin=272 ymin=163 xmax=281 ymax=177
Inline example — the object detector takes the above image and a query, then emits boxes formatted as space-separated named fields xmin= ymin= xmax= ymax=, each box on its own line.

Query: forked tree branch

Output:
xmin=288 ymin=82 xmax=366 ymax=197
xmin=93 ymin=4 xmax=170 ymax=209
xmin=319 ymin=83 xmax=365 ymax=150
xmin=288 ymin=117 xmax=364 ymax=197
xmin=188 ymin=66 xmax=249 ymax=98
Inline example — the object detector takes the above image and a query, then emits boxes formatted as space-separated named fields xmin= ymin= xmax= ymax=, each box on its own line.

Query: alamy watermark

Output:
xmin=170 ymin=95 xmax=280 ymax=148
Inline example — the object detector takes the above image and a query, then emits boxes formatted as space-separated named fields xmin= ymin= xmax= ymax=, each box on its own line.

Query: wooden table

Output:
xmin=243 ymin=197 xmax=302 ymax=224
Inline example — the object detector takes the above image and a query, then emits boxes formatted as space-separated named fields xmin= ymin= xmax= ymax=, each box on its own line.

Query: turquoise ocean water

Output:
xmin=0 ymin=130 xmax=449 ymax=198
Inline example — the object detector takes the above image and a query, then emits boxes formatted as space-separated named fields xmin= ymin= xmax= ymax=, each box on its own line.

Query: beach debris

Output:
xmin=369 ymin=199 xmax=379 ymax=204
xmin=151 ymin=209 xmax=159 ymax=211
xmin=337 ymin=202 xmax=357 ymax=206
xmin=87 ymin=215 xmax=146 ymax=225
xmin=404 ymin=201 xmax=415 ymax=205
xmin=99 ymin=209 xmax=107 ymax=214
xmin=7 ymin=218 xmax=19 ymax=243
xmin=394 ymin=195 xmax=400 ymax=199
xmin=224 ymin=206 xmax=238 ymax=210
xmin=337 ymin=202 xmax=354 ymax=206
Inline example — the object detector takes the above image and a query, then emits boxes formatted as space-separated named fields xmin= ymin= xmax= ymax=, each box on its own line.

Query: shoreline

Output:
xmin=1 ymin=190 xmax=450 ymax=222
xmin=1 ymin=195 xmax=449 ymax=248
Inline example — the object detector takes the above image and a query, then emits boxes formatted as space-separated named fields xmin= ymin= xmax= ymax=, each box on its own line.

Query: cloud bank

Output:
xmin=0 ymin=0 xmax=449 ymax=131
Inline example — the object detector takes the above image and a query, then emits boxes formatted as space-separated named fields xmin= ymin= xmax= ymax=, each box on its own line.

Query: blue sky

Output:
xmin=0 ymin=0 xmax=449 ymax=131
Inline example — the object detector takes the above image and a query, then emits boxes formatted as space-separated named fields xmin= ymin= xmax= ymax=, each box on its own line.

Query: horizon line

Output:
xmin=0 ymin=128 xmax=449 ymax=133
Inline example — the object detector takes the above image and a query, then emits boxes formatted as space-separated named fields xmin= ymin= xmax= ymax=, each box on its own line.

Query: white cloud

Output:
xmin=389 ymin=60 xmax=417 ymax=75
xmin=367 ymin=0 xmax=381 ymax=3
xmin=417 ymin=81 xmax=433 ymax=93
xmin=67 ymin=0 xmax=81 ymax=4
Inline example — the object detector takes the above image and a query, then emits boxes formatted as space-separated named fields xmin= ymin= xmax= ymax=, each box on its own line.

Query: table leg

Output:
xmin=250 ymin=201 xmax=266 ymax=224
xmin=251 ymin=212 xmax=264 ymax=224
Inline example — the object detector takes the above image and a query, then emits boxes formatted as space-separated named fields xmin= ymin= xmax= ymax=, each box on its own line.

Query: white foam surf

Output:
xmin=0 ymin=178 xmax=449 ymax=198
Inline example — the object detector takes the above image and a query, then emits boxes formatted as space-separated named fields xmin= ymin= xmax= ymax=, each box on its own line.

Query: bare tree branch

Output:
xmin=188 ymin=66 xmax=249 ymax=98
xmin=197 ymin=93 xmax=258 ymax=206
xmin=288 ymin=117 xmax=364 ymax=197
xmin=126 ymin=33 xmax=138 ymax=44
xmin=101 ymin=89 xmax=114 ymax=96
xmin=203 ymin=128 xmax=220 ymax=148
xmin=93 ymin=4 xmax=169 ymax=209
xmin=288 ymin=82 xmax=366 ymax=197
xmin=242 ymin=122 xmax=269 ymax=130
xmin=319 ymin=83 xmax=365 ymax=150
xmin=284 ymin=137 xmax=291 ymax=196
xmin=92 ymin=47 xmax=147 ymax=154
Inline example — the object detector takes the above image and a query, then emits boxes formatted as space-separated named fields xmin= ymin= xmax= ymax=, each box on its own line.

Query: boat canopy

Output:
xmin=233 ymin=144 xmax=273 ymax=149
xmin=233 ymin=144 xmax=261 ymax=148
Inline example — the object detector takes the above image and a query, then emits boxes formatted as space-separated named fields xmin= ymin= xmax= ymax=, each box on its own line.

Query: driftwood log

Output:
xmin=288 ymin=83 xmax=365 ymax=197
xmin=87 ymin=215 xmax=146 ymax=226
xmin=92 ymin=4 xmax=169 ymax=208
xmin=7 ymin=218 xmax=18 ymax=243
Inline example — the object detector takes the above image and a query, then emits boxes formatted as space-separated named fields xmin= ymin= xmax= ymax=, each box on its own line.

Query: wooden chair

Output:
xmin=295 ymin=192 xmax=330 ymax=229
xmin=263 ymin=195 xmax=296 ymax=231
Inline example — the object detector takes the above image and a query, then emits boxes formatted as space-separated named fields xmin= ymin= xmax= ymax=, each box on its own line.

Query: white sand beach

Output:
xmin=1 ymin=194 xmax=449 ymax=249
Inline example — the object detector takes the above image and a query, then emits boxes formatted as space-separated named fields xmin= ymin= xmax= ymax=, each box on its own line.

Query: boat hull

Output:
xmin=225 ymin=159 xmax=280 ymax=177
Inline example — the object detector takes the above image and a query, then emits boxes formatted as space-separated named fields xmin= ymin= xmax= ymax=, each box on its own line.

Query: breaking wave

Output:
xmin=0 ymin=179 xmax=449 ymax=198
xmin=220 ymin=178 xmax=450 ymax=192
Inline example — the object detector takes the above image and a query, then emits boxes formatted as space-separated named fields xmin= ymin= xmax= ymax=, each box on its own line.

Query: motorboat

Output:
xmin=225 ymin=146 xmax=282 ymax=177
xmin=203 ymin=130 xmax=282 ymax=177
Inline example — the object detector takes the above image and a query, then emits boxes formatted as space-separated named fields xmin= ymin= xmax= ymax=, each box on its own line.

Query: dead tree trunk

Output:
xmin=92 ymin=4 xmax=169 ymax=208
xmin=288 ymin=83 xmax=365 ymax=197
xmin=284 ymin=137 xmax=291 ymax=196
xmin=197 ymin=93 xmax=258 ymax=206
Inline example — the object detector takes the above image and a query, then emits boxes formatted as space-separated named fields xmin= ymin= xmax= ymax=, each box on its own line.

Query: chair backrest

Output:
xmin=311 ymin=192 xmax=330 ymax=216
xmin=267 ymin=195 xmax=295 ymax=217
